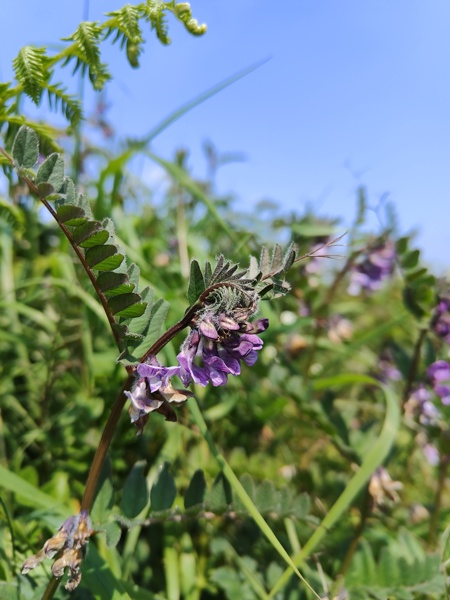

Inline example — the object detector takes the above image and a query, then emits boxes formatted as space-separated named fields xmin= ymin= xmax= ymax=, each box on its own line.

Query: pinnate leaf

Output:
xmin=105 ymin=521 xmax=122 ymax=549
xmin=85 ymin=245 xmax=124 ymax=271
xmin=184 ymin=469 xmax=207 ymax=510
xmin=150 ymin=462 xmax=176 ymax=511
xmin=207 ymin=473 xmax=232 ymax=511
xmin=120 ymin=460 xmax=148 ymax=518
xmin=36 ymin=153 xmax=65 ymax=191
xmin=187 ymin=259 xmax=205 ymax=305
xmin=91 ymin=455 xmax=115 ymax=525
xmin=255 ymin=480 xmax=276 ymax=513
xmin=12 ymin=126 xmax=39 ymax=168
xmin=57 ymin=204 xmax=87 ymax=226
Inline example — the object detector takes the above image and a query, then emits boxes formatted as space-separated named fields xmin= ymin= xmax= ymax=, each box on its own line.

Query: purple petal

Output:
xmin=137 ymin=363 xmax=181 ymax=393
xmin=427 ymin=360 xmax=450 ymax=383
xmin=242 ymin=350 xmax=258 ymax=366
xmin=434 ymin=384 xmax=450 ymax=404
xmin=205 ymin=354 xmax=240 ymax=375
xmin=241 ymin=318 xmax=269 ymax=334
xmin=218 ymin=313 xmax=240 ymax=331
xmin=240 ymin=333 xmax=264 ymax=351
xmin=177 ymin=351 xmax=209 ymax=386
xmin=199 ymin=315 xmax=219 ymax=339
xmin=410 ymin=385 xmax=433 ymax=404
xmin=125 ymin=381 xmax=164 ymax=421
xmin=205 ymin=365 xmax=228 ymax=386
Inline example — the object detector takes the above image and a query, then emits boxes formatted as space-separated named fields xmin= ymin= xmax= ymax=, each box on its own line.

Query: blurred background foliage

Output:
xmin=1 ymin=6 xmax=450 ymax=599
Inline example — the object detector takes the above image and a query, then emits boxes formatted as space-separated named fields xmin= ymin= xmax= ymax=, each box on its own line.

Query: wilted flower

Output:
xmin=327 ymin=315 xmax=353 ymax=344
xmin=177 ymin=312 xmax=269 ymax=388
xmin=368 ymin=467 xmax=403 ymax=507
xmin=348 ymin=240 xmax=396 ymax=295
xmin=22 ymin=511 xmax=93 ymax=591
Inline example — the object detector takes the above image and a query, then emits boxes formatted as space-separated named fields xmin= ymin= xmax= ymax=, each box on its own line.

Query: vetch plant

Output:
xmin=1 ymin=125 xmax=342 ymax=596
xmin=2 ymin=6 xmax=449 ymax=599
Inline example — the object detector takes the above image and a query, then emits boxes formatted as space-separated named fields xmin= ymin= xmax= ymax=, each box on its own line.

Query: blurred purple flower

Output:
xmin=427 ymin=360 xmax=450 ymax=404
xmin=348 ymin=240 xmax=396 ymax=295
xmin=404 ymin=384 xmax=440 ymax=425
xmin=432 ymin=298 xmax=450 ymax=343
xmin=375 ymin=348 xmax=403 ymax=383
xmin=427 ymin=360 xmax=450 ymax=384
xmin=378 ymin=353 xmax=402 ymax=383
xmin=423 ymin=443 xmax=440 ymax=466
xmin=177 ymin=312 xmax=269 ymax=388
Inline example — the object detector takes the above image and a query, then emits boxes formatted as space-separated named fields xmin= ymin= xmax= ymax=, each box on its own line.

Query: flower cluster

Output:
xmin=348 ymin=240 xmax=396 ymax=295
xmin=405 ymin=361 xmax=450 ymax=426
xmin=126 ymin=287 xmax=269 ymax=429
xmin=404 ymin=384 xmax=439 ymax=426
xmin=22 ymin=511 xmax=92 ymax=591
xmin=177 ymin=312 xmax=268 ymax=387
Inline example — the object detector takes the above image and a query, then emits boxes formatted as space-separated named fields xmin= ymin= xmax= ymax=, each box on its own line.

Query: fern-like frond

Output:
xmin=62 ymin=22 xmax=111 ymax=90
xmin=142 ymin=0 xmax=171 ymax=45
xmin=45 ymin=84 xmax=83 ymax=126
xmin=0 ymin=83 xmax=19 ymax=111
xmin=169 ymin=2 xmax=207 ymax=36
xmin=105 ymin=5 xmax=143 ymax=45
xmin=104 ymin=5 xmax=143 ymax=67
xmin=0 ymin=197 xmax=25 ymax=232
xmin=12 ymin=46 xmax=50 ymax=104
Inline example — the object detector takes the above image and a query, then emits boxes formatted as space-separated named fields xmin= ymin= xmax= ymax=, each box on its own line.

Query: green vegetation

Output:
xmin=1 ymin=3 xmax=449 ymax=599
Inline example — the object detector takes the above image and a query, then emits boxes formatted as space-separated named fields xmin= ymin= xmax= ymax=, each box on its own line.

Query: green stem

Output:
xmin=0 ymin=148 xmax=122 ymax=348
xmin=80 ymin=375 xmax=132 ymax=511
xmin=188 ymin=398 xmax=322 ymax=600
xmin=267 ymin=382 xmax=400 ymax=598
xmin=402 ymin=327 xmax=428 ymax=407
xmin=336 ymin=486 xmax=372 ymax=579
xmin=428 ymin=456 xmax=449 ymax=546
xmin=303 ymin=251 xmax=359 ymax=377
xmin=42 ymin=576 xmax=60 ymax=600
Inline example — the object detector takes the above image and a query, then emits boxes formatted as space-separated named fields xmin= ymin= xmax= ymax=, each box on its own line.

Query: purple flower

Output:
xmin=434 ymin=385 xmax=450 ymax=405
xmin=126 ymin=357 xmax=192 ymax=431
xmin=423 ymin=443 xmax=440 ymax=466
xmin=427 ymin=360 xmax=450 ymax=404
xmin=432 ymin=299 xmax=450 ymax=343
xmin=377 ymin=349 xmax=402 ymax=383
xmin=427 ymin=360 xmax=450 ymax=384
xmin=348 ymin=240 xmax=396 ymax=295
xmin=125 ymin=380 xmax=164 ymax=426
xmin=404 ymin=384 xmax=440 ymax=425
xmin=177 ymin=312 xmax=269 ymax=388
xmin=137 ymin=358 xmax=181 ymax=393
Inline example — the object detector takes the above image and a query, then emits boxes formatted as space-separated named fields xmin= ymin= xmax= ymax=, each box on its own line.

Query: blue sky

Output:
xmin=1 ymin=1 xmax=449 ymax=268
